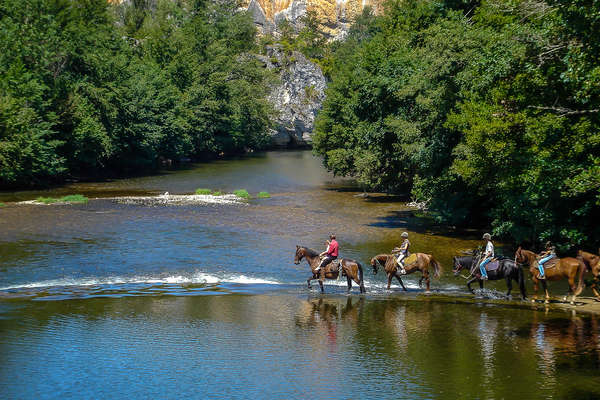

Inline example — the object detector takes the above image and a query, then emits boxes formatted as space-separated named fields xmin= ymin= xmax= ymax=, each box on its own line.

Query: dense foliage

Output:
xmin=314 ymin=0 xmax=600 ymax=249
xmin=0 ymin=0 xmax=273 ymax=187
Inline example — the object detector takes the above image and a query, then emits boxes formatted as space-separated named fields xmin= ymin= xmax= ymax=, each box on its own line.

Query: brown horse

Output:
xmin=370 ymin=253 xmax=442 ymax=291
xmin=515 ymin=247 xmax=585 ymax=304
xmin=578 ymin=249 xmax=600 ymax=299
xmin=294 ymin=246 xmax=366 ymax=293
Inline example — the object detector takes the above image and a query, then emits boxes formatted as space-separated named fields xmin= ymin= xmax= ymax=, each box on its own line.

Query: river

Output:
xmin=0 ymin=151 xmax=598 ymax=399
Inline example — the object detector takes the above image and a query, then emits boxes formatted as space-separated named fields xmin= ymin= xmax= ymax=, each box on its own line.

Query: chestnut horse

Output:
xmin=294 ymin=246 xmax=366 ymax=293
xmin=370 ymin=253 xmax=442 ymax=291
xmin=578 ymin=249 xmax=600 ymax=299
xmin=515 ymin=247 xmax=585 ymax=304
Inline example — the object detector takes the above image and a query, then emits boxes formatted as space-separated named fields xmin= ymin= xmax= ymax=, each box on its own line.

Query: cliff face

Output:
xmin=259 ymin=46 xmax=326 ymax=147
xmin=244 ymin=0 xmax=381 ymax=39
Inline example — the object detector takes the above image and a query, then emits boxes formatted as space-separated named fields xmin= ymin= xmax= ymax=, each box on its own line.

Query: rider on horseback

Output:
xmin=479 ymin=233 xmax=494 ymax=280
xmin=392 ymin=232 xmax=410 ymax=275
xmin=315 ymin=234 xmax=338 ymax=272
xmin=537 ymin=241 xmax=555 ymax=280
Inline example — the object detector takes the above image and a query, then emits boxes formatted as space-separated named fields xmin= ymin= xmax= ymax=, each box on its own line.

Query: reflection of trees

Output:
xmin=348 ymin=301 xmax=600 ymax=399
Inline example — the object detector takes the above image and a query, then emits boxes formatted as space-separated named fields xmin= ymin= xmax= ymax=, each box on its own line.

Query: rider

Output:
xmin=537 ymin=241 xmax=555 ymax=279
xmin=315 ymin=234 xmax=338 ymax=273
xmin=479 ymin=233 xmax=494 ymax=280
xmin=392 ymin=232 xmax=410 ymax=275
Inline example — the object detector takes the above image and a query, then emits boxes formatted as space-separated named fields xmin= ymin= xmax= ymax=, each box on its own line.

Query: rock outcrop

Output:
xmin=243 ymin=0 xmax=381 ymax=39
xmin=259 ymin=46 xmax=326 ymax=147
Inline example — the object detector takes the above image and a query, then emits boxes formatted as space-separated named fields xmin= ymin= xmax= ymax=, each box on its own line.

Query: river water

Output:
xmin=0 ymin=151 xmax=598 ymax=399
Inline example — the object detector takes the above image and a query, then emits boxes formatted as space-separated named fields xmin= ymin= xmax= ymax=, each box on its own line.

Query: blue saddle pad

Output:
xmin=486 ymin=260 xmax=500 ymax=271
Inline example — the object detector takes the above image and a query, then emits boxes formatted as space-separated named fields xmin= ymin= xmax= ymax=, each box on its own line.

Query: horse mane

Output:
xmin=300 ymin=246 xmax=319 ymax=258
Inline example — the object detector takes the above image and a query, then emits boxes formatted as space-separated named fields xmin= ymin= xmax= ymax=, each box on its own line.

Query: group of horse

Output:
xmin=294 ymin=245 xmax=600 ymax=305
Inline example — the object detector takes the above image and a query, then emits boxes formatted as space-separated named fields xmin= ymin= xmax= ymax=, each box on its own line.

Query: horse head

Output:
xmin=515 ymin=246 xmax=525 ymax=264
xmin=452 ymin=256 xmax=462 ymax=276
xmin=453 ymin=256 xmax=472 ymax=276
xmin=370 ymin=257 xmax=379 ymax=275
xmin=294 ymin=245 xmax=304 ymax=265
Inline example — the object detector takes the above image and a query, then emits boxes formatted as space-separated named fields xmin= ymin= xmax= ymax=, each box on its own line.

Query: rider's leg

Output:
xmin=538 ymin=255 xmax=552 ymax=278
xmin=316 ymin=256 xmax=333 ymax=272
xmin=397 ymin=253 xmax=406 ymax=274
xmin=479 ymin=257 xmax=491 ymax=279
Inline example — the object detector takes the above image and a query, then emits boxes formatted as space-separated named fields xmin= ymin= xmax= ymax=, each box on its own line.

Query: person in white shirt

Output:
xmin=479 ymin=233 xmax=494 ymax=280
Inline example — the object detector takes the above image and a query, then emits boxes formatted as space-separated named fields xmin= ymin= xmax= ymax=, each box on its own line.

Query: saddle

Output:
xmin=318 ymin=258 xmax=342 ymax=277
xmin=540 ymin=257 xmax=559 ymax=269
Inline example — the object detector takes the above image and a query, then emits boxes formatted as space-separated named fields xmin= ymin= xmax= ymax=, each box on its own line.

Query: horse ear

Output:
xmin=296 ymin=245 xmax=299 ymax=249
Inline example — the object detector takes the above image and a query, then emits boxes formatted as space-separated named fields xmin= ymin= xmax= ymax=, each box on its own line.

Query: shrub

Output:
xmin=257 ymin=191 xmax=270 ymax=198
xmin=195 ymin=188 xmax=211 ymax=195
xmin=233 ymin=189 xmax=250 ymax=199
xmin=211 ymin=190 xmax=223 ymax=196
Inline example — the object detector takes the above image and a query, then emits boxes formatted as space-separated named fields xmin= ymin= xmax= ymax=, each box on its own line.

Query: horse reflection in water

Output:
xmin=294 ymin=297 xmax=365 ymax=350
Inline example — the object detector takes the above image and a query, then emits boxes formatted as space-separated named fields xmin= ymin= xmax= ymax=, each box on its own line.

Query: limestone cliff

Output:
xmin=258 ymin=46 xmax=326 ymax=146
xmin=244 ymin=0 xmax=381 ymax=39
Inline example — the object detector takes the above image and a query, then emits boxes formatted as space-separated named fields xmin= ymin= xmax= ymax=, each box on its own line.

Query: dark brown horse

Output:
xmin=294 ymin=246 xmax=366 ymax=293
xmin=370 ymin=253 xmax=442 ymax=291
xmin=515 ymin=247 xmax=585 ymax=304
xmin=578 ymin=249 xmax=600 ymax=299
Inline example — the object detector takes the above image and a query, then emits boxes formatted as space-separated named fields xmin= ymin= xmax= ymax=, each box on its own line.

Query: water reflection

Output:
xmin=1 ymin=296 xmax=599 ymax=399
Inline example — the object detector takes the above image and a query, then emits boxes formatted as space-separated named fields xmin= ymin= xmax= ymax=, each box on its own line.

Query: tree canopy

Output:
xmin=313 ymin=0 xmax=600 ymax=249
xmin=0 ymin=0 xmax=273 ymax=187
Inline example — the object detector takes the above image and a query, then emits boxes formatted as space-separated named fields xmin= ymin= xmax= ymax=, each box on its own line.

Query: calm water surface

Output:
xmin=0 ymin=151 xmax=598 ymax=399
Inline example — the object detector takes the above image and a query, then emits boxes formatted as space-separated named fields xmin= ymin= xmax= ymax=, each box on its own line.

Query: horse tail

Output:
xmin=517 ymin=264 xmax=527 ymax=300
xmin=575 ymin=257 xmax=586 ymax=296
xmin=430 ymin=255 xmax=442 ymax=279
xmin=357 ymin=261 xmax=366 ymax=293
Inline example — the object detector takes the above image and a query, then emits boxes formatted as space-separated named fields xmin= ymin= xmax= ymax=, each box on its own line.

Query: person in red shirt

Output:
xmin=315 ymin=234 xmax=339 ymax=272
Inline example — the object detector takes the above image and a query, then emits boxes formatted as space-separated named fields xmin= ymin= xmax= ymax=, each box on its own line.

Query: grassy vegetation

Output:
xmin=36 ymin=197 xmax=59 ymax=204
xmin=0 ymin=202 xmax=5 ymax=207
xmin=35 ymin=194 xmax=88 ymax=204
xmin=211 ymin=190 xmax=224 ymax=196
xmin=257 ymin=191 xmax=270 ymax=198
xmin=60 ymin=194 xmax=88 ymax=204
xmin=195 ymin=188 xmax=212 ymax=195
xmin=233 ymin=189 xmax=250 ymax=199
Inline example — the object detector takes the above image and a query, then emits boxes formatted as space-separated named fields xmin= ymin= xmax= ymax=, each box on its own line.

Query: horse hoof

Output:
xmin=545 ymin=300 xmax=550 ymax=304
xmin=531 ymin=299 xmax=536 ymax=303
xmin=570 ymin=301 xmax=575 ymax=306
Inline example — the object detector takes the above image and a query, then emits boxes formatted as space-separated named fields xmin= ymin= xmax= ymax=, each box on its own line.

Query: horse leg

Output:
xmin=466 ymin=277 xmax=477 ymax=294
xmin=307 ymin=275 xmax=315 ymax=288
xmin=505 ymin=276 xmax=512 ymax=299
xmin=423 ymin=270 xmax=430 ymax=293
xmin=532 ymin=278 xmax=539 ymax=303
xmin=387 ymin=273 xmax=393 ymax=290
xmin=592 ymin=275 xmax=600 ymax=300
xmin=346 ymin=275 xmax=352 ymax=293
xmin=567 ymin=274 xmax=577 ymax=305
xmin=318 ymin=279 xmax=324 ymax=293
xmin=541 ymin=279 xmax=550 ymax=304
xmin=395 ymin=273 xmax=407 ymax=291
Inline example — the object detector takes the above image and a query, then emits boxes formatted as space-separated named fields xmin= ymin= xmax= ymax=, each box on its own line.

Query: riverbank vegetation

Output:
xmin=313 ymin=0 xmax=600 ymax=250
xmin=0 ymin=0 xmax=273 ymax=189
